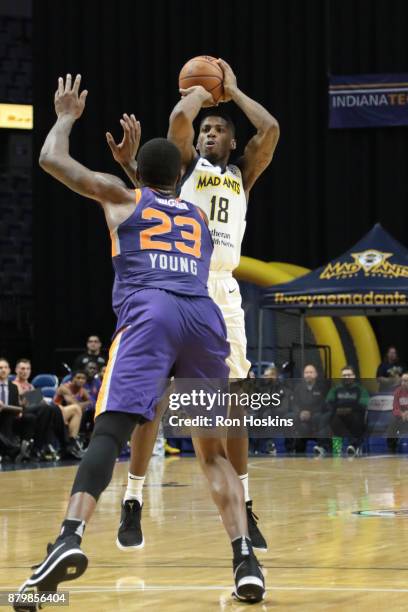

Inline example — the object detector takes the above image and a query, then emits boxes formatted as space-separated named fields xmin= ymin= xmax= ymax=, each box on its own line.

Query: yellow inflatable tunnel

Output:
xmin=234 ymin=256 xmax=380 ymax=377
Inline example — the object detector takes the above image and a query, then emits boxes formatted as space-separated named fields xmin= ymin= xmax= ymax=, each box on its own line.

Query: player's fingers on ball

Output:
xmin=64 ymin=73 xmax=72 ymax=93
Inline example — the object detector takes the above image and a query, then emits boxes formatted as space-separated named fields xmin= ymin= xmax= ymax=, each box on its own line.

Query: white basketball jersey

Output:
xmin=180 ymin=157 xmax=247 ymax=272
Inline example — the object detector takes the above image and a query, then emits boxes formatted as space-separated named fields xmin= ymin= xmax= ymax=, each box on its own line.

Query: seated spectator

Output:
xmin=377 ymin=346 xmax=405 ymax=391
xmin=13 ymin=358 xmax=67 ymax=461
xmin=54 ymin=371 xmax=92 ymax=459
xmin=13 ymin=358 xmax=35 ymax=394
xmin=327 ymin=365 xmax=369 ymax=456
xmin=80 ymin=361 xmax=102 ymax=443
xmin=386 ymin=372 xmax=408 ymax=453
xmin=250 ymin=365 xmax=289 ymax=455
xmin=0 ymin=358 xmax=22 ymax=460
xmin=73 ymin=335 xmax=106 ymax=371
xmin=83 ymin=361 xmax=102 ymax=407
xmin=292 ymin=364 xmax=330 ymax=456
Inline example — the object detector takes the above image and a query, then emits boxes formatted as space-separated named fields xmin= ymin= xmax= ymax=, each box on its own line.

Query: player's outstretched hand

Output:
xmin=216 ymin=59 xmax=237 ymax=102
xmin=179 ymin=85 xmax=216 ymax=108
xmin=106 ymin=114 xmax=141 ymax=165
xmin=54 ymin=74 xmax=88 ymax=119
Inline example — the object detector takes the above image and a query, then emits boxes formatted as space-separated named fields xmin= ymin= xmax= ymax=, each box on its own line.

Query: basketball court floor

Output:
xmin=1 ymin=456 xmax=408 ymax=611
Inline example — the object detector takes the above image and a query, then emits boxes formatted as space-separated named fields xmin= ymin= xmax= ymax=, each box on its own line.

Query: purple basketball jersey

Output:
xmin=111 ymin=188 xmax=213 ymax=314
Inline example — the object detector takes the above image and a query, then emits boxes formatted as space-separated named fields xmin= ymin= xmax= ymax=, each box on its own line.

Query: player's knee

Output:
xmin=199 ymin=450 xmax=224 ymax=469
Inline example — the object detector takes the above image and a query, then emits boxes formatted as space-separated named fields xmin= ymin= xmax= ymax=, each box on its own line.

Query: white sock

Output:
xmin=239 ymin=473 xmax=250 ymax=503
xmin=124 ymin=473 xmax=145 ymax=505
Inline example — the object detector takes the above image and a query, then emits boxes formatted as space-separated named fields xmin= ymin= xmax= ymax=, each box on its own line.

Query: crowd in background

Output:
xmin=0 ymin=335 xmax=107 ymax=464
xmin=248 ymin=345 xmax=407 ymax=457
xmin=0 ymin=337 xmax=407 ymax=464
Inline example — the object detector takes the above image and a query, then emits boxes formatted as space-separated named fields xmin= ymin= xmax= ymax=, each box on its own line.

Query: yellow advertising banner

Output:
xmin=0 ymin=103 xmax=33 ymax=129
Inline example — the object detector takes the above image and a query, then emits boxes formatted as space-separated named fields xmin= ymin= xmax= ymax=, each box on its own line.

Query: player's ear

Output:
xmin=231 ymin=138 xmax=237 ymax=151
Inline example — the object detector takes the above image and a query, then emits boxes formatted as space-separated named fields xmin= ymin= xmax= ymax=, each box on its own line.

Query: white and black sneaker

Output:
xmin=246 ymin=501 xmax=268 ymax=552
xmin=116 ymin=499 xmax=144 ymax=550
xmin=14 ymin=536 xmax=88 ymax=611
xmin=232 ymin=537 xmax=265 ymax=603
xmin=346 ymin=445 xmax=356 ymax=456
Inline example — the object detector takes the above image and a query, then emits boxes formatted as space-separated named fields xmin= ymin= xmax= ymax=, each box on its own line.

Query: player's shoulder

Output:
xmin=193 ymin=156 xmax=212 ymax=171
xmin=226 ymin=163 xmax=243 ymax=179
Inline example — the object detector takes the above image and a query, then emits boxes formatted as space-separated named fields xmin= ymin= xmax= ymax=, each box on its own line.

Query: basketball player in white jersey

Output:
xmin=107 ymin=59 xmax=279 ymax=551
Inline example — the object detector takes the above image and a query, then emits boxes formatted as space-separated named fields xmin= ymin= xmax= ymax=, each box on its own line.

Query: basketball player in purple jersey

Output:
xmin=110 ymin=59 xmax=279 ymax=553
xmin=15 ymin=75 xmax=265 ymax=608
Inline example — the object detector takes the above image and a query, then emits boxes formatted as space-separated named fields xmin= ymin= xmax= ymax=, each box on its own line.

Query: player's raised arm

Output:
xmin=39 ymin=74 xmax=132 ymax=206
xmin=217 ymin=59 xmax=279 ymax=196
xmin=167 ymin=85 xmax=214 ymax=171
xmin=106 ymin=113 xmax=141 ymax=187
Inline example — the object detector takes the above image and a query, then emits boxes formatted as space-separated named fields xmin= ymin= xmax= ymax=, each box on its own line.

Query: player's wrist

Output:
xmin=194 ymin=87 xmax=213 ymax=104
xmin=122 ymin=159 xmax=137 ymax=170
xmin=56 ymin=113 xmax=77 ymax=126
xmin=227 ymin=85 xmax=241 ymax=101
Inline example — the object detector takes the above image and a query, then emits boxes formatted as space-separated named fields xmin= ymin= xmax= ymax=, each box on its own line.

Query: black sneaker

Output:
xmin=14 ymin=536 xmax=88 ymax=611
xmin=246 ymin=500 xmax=267 ymax=552
xmin=233 ymin=549 xmax=265 ymax=603
xmin=15 ymin=439 xmax=33 ymax=463
xmin=116 ymin=499 xmax=144 ymax=550
xmin=64 ymin=438 xmax=84 ymax=460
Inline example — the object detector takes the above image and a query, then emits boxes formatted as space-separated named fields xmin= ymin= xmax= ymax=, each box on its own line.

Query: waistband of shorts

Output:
xmin=208 ymin=270 xmax=233 ymax=280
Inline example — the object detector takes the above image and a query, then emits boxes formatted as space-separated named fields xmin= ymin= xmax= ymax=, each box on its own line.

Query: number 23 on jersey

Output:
xmin=140 ymin=207 xmax=202 ymax=258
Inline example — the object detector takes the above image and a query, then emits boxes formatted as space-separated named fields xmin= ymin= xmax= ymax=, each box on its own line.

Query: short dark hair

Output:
xmin=72 ymin=370 xmax=87 ymax=378
xmin=341 ymin=364 xmax=356 ymax=375
xmin=16 ymin=358 xmax=31 ymax=367
xmin=137 ymin=138 xmax=181 ymax=187
xmin=199 ymin=111 xmax=236 ymax=136
xmin=304 ymin=364 xmax=318 ymax=373
xmin=0 ymin=357 xmax=9 ymax=366
xmin=85 ymin=361 xmax=99 ymax=370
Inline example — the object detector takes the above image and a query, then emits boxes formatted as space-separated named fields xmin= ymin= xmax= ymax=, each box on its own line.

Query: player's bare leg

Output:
xmin=227 ymin=434 xmax=249 ymax=478
xmin=193 ymin=436 xmax=246 ymax=538
xmin=117 ymin=396 xmax=169 ymax=550
xmin=130 ymin=414 xmax=162 ymax=475
xmin=227 ymin=394 xmax=268 ymax=552
xmin=15 ymin=412 xmax=138 ymax=610
xmin=192 ymin=435 xmax=265 ymax=602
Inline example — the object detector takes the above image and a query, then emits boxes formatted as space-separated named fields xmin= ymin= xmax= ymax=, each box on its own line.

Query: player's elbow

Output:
xmin=169 ymin=107 xmax=189 ymax=133
xmin=39 ymin=148 xmax=50 ymax=170
xmin=39 ymin=148 xmax=56 ymax=172
xmin=265 ymin=118 xmax=280 ymax=142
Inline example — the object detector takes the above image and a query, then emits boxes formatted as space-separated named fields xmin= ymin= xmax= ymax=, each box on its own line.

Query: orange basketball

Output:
xmin=178 ymin=55 xmax=224 ymax=103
